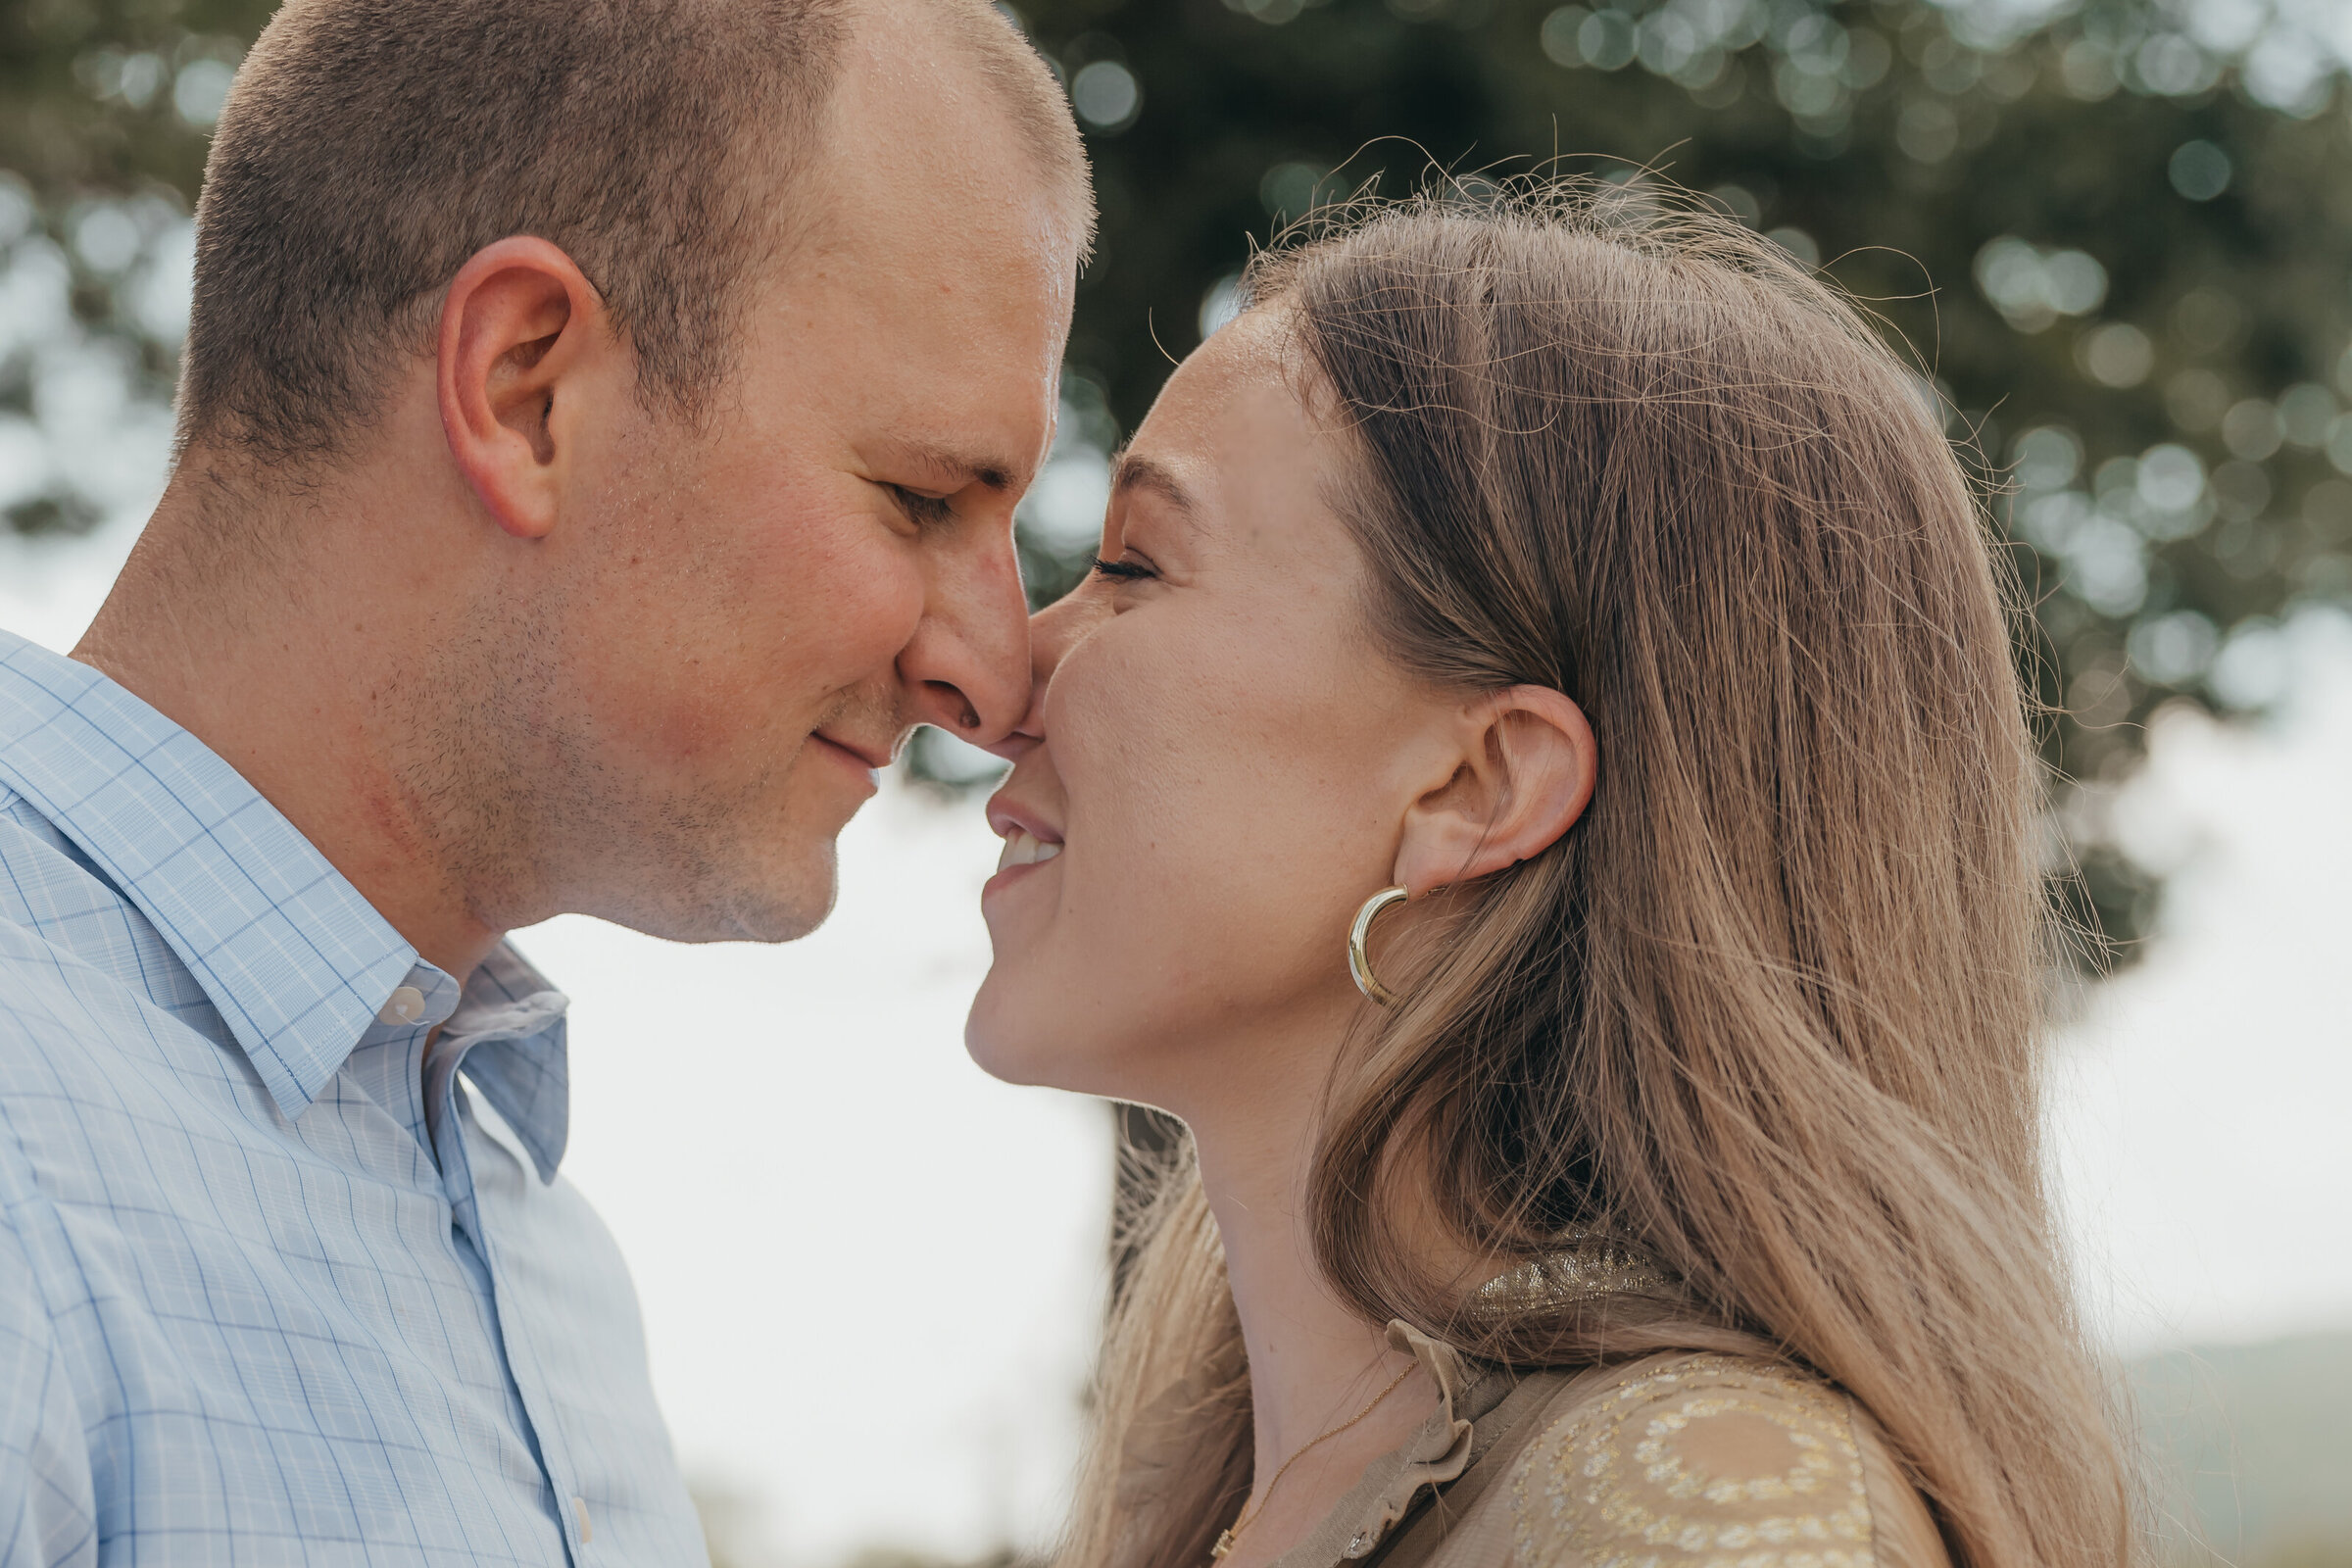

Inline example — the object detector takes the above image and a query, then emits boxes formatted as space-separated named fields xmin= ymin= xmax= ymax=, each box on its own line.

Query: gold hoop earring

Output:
xmin=1348 ymin=885 xmax=1410 ymax=1005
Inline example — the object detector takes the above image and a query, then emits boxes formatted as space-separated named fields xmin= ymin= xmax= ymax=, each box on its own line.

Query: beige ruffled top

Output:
xmin=1259 ymin=1323 xmax=1952 ymax=1568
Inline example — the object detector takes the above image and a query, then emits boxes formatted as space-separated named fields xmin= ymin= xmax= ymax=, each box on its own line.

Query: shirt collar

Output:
xmin=436 ymin=941 xmax=572 ymax=1182
xmin=0 ymin=627 xmax=567 ymax=1141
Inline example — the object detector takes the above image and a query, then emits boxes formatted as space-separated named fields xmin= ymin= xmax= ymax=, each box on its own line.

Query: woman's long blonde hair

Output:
xmin=1060 ymin=184 xmax=2131 ymax=1568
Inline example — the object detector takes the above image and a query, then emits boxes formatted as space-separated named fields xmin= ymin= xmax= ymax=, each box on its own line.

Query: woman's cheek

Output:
xmin=1050 ymin=625 xmax=1191 ymax=819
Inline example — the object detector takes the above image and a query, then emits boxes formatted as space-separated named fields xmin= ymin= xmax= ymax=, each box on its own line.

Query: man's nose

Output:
xmin=985 ymin=587 xmax=1095 ymax=760
xmin=902 ymin=516 xmax=1033 ymax=747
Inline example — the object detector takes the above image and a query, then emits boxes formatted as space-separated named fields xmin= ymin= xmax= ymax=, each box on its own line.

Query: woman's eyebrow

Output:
xmin=1109 ymin=451 xmax=1200 ymax=518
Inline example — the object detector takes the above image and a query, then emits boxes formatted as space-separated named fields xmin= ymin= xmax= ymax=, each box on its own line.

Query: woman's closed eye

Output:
xmin=1090 ymin=555 xmax=1158 ymax=582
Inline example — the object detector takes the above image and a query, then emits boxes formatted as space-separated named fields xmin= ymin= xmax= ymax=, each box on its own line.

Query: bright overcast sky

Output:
xmin=5 ymin=512 xmax=2349 ymax=1566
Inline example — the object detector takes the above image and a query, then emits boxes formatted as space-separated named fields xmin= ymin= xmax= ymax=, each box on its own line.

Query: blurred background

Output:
xmin=3 ymin=0 xmax=2350 ymax=1561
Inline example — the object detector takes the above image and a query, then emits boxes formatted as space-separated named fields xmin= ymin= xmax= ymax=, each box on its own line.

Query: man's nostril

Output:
xmin=929 ymin=682 xmax=981 ymax=730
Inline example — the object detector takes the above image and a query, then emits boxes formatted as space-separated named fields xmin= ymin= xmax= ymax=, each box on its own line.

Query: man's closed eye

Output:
xmin=888 ymin=484 xmax=956 ymax=528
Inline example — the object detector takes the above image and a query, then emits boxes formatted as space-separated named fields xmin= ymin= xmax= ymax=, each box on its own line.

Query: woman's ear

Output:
xmin=437 ymin=236 xmax=610 ymax=541
xmin=1393 ymin=685 xmax=1596 ymax=897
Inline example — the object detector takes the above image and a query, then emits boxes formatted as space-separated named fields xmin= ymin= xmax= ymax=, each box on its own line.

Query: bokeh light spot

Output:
xmin=1070 ymin=60 xmax=1140 ymax=132
xmin=172 ymin=59 xmax=235 ymax=127
xmin=2082 ymin=323 xmax=2155 ymax=388
xmin=2169 ymin=140 xmax=2232 ymax=201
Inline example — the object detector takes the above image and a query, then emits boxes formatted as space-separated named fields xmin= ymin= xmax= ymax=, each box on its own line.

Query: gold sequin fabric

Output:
xmin=1508 ymin=1355 xmax=1877 ymax=1568
xmin=1469 ymin=1241 xmax=1675 ymax=1319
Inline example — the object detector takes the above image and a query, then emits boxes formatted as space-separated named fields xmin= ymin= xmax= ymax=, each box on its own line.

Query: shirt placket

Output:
xmin=422 ymin=1008 xmax=594 ymax=1567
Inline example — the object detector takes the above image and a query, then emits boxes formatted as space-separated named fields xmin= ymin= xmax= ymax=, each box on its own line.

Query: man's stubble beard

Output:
xmin=387 ymin=592 xmax=909 ymax=950
xmin=385 ymin=604 xmax=798 ymax=950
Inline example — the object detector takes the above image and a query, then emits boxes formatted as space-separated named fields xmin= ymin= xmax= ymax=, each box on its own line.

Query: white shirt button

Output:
xmin=572 ymin=1496 xmax=592 ymax=1544
xmin=377 ymin=985 xmax=427 ymax=1025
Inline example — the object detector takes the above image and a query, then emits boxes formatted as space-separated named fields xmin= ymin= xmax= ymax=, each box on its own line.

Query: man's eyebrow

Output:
xmin=891 ymin=440 xmax=1018 ymax=493
xmin=1109 ymin=451 xmax=1198 ymax=515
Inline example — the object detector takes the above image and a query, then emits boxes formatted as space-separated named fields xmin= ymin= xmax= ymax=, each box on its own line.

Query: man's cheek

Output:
xmin=782 ymin=557 xmax=925 ymax=676
xmin=572 ymin=669 xmax=755 ymax=779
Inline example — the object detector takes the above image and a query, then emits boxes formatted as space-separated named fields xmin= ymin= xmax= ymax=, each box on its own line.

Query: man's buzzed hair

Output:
xmin=181 ymin=0 xmax=1091 ymax=464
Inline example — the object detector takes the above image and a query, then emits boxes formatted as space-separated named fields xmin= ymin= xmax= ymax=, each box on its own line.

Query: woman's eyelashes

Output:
xmin=1090 ymin=555 xmax=1157 ymax=582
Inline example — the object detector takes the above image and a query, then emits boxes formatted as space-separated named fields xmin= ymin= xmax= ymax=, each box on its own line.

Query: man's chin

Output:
xmin=710 ymin=865 xmax=839 ymax=945
xmin=591 ymin=851 xmax=839 ymax=946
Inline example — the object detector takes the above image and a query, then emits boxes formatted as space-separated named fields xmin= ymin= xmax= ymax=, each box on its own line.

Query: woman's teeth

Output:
xmin=996 ymin=830 xmax=1062 ymax=873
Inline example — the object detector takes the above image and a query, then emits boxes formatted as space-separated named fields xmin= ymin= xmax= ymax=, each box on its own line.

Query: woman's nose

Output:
xmin=987 ymin=591 xmax=1093 ymax=758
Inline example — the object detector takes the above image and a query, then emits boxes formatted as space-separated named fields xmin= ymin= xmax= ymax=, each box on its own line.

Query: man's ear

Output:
xmin=437 ymin=236 xmax=610 ymax=541
xmin=1393 ymin=685 xmax=1596 ymax=898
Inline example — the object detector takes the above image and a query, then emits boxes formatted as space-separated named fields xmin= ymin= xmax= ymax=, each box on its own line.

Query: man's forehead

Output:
xmin=800 ymin=28 xmax=1080 ymax=262
xmin=801 ymin=194 xmax=1082 ymax=310
xmin=817 ymin=0 xmax=1092 ymax=244
xmin=775 ymin=151 xmax=1076 ymax=335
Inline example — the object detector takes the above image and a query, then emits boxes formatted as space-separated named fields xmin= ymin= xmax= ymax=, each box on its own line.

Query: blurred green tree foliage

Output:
xmin=0 ymin=0 xmax=253 ymax=532
xmin=4 ymin=0 xmax=2350 ymax=957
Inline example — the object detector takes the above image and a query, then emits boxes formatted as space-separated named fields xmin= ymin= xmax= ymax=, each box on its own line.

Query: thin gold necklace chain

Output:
xmin=1207 ymin=1359 xmax=1420 ymax=1563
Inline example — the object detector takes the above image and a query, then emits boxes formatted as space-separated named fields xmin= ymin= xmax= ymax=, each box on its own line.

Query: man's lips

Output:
xmin=811 ymin=731 xmax=891 ymax=771
xmin=808 ymin=728 xmax=884 ymax=766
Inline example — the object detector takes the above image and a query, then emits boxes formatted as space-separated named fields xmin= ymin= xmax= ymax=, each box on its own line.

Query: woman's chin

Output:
xmin=963 ymin=981 xmax=1137 ymax=1100
xmin=961 ymin=979 xmax=1060 ymax=1089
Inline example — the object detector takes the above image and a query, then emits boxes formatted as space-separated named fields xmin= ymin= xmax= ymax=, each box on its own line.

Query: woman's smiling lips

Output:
xmin=984 ymin=799 xmax=1064 ymax=895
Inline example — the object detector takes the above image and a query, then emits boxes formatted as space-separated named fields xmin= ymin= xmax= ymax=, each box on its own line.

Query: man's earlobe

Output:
xmin=1392 ymin=685 xmax=1596 ymax=897
xmin=437 ymin=236 xmax=606 ymax=541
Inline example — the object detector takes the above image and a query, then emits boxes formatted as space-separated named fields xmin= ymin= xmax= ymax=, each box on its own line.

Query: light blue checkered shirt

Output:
xmin=0 ymin=628 xmax=707 ymax=1566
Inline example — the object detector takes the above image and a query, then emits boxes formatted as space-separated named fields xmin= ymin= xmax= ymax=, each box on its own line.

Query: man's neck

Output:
xmin=73 ymin=470 xmax=506 ymax=982
xmin=1180 ymin=1016 xmax=1441 ymax=1568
